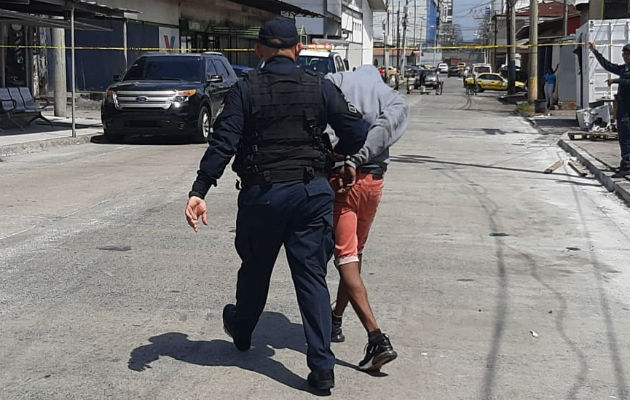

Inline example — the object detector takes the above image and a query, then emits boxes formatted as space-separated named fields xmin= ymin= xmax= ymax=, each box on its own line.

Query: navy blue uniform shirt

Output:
xmin=190 ymin=56 xmax=369 ymax=198
xmin=593 ymin=49 xmax=630 ymax=117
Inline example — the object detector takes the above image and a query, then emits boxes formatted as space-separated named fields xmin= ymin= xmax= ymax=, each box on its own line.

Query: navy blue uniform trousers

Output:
xmin=233 ymin=177 xmax=336 ymax=371
xmin=618 ymin=114 xmax=630 ymax=171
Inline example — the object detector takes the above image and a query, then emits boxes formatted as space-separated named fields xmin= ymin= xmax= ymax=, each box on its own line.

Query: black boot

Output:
xmin=307 ymin=369 xmax=335 ymax=392
xmin=331 ymin=312 xmax=345 ymax=343
xmin=358 ymin=332 xmax=397 ymax=372
xmin=222 ymin=304 xmax=251 ymax=351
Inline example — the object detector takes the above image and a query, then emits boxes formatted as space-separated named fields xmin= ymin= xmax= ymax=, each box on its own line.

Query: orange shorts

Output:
xmin=330 ymin=172 xmax=384 ymax=267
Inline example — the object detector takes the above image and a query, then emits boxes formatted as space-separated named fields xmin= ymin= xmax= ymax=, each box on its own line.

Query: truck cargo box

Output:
xmin=575 ymin=19 xmax=630 ymax=109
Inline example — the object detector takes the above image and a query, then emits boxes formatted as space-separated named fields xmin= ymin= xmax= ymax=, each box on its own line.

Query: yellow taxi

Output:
xmin=465 ymin=73 xmax=526 ymax=92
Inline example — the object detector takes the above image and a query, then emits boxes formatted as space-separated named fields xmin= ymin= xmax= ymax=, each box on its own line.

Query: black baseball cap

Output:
xmin=623 ymin=44 xmax=630 ymax=53
xmin=258 ymin=18 xmax=299 ymax=49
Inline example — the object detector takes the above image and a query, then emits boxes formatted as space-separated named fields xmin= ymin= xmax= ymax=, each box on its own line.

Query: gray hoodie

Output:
xmin=325 ymin=65 xmax=409 ymax=170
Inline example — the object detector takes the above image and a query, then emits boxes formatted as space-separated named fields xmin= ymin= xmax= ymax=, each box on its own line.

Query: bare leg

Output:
xmin=333 ymin=257 xmax=379 ymax=333
xmin=332 ymin=255 xmax=362 ymax=316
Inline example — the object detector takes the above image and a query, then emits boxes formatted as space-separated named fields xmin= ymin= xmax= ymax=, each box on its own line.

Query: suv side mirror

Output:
xmin=208 ymin=74 xmax=223 ymax=83
xmin=112 ymin=75 xmax=120 ymax=82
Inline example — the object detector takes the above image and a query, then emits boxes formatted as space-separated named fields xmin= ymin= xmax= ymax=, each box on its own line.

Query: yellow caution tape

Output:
xmin=0 ymin=42 xmax=624 ymax=52
xmin=0 ymin=44 xmax=251 ymax=52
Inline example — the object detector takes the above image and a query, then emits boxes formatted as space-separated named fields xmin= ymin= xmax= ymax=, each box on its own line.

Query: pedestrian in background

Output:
xmin=185 ymin=18 xmax=368 ymax=392
xmin=325 ymin=65 xmax=409 ymax=372
xmin=589 ymin=42 xmax=630 ymax=178
xmin=543 ymin=64 xmax=558 ymax=110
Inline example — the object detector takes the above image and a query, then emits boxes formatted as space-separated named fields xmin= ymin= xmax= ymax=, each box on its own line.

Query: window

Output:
xmin=123 ymin=56 xmax=203 ymax=81
xmin=220 ymin=58 xmax=236 ymax=79
xmin=206 ymin=58 xmax=217 ymax=77
xmin=212 ymin=59 xmax=229 ymax=78
xmin=335 ymin=56 xmax=345 ymax=72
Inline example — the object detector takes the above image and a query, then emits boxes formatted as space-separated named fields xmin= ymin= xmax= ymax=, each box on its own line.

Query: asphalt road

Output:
xmin=1 ymin=78 xmax=629 ymax=400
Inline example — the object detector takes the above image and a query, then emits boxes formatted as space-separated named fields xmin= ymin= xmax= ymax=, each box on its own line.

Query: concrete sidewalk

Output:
xmin=529 ymin=113 xmax=630 ymax=206
xmin=0 ymin=109 xmax=102 ymax=158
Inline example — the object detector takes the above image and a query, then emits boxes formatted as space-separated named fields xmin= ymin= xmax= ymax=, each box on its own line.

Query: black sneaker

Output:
xmin=358 ymin=333 xmax=398 ymax=372
xmin=331 ymin=312 xmax=345 ymax=343
xmin=307 ymin=369 xmax=335 ymax=392
xmin=222 ymin=304 xmax=251 ymax=351
xmin=611 ymin=169 xmax=629 ymax=178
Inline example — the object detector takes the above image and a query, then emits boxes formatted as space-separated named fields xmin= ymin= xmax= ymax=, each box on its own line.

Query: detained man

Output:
xmin=325 ymin=65 xmax=409 ymax=371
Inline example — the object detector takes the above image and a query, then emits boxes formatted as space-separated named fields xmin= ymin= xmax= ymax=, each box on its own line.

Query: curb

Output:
xmin=557 ymin=135 xmax=630 ymax=206
xmin=0 ymin=133 xmax=98 ymax=158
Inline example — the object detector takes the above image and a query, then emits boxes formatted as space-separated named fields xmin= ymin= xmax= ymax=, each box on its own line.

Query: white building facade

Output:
xmin=289 ymin=0 xmax=386 ymax=67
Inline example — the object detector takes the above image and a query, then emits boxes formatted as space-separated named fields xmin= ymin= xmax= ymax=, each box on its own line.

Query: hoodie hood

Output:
xmin=326 ymin=65 xmax=407 ymax=135
xmin=325 ymin=65 xmax=409 ymax=167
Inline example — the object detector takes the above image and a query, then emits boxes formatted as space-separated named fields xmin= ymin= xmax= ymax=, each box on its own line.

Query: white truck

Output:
xmin=297 ymin=42 xmax=350 ymax=75
xmin=575 ymin=19 xmax=630 ymax=109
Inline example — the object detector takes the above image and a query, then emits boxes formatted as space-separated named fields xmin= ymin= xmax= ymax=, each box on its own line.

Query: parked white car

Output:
xmin=438 ymin=63 xmax=449 ymax=73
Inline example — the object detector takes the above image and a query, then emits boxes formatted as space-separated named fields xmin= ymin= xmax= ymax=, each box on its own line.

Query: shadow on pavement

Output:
xmin=90 ymin=134 xmax=196 ymax=146
xmin=127 ymin=311 xmax=355 ymax=395
xmin=392 ymin=154 xmax=593 ymax=180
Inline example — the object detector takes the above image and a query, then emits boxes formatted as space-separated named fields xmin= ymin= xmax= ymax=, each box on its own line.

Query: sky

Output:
xmin=373 ymin=0 xmax=498 ymax=43
xmin=453 ymin=0 xmax=495 ymax=41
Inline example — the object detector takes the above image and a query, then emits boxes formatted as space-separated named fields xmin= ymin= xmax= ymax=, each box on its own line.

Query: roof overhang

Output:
xmin=0 ymin=0 xmax=138 ymax=19
xmin=0 ymin=8 xmax=111 ymax=30
xmin=367 ymin=0 xmax=387 ymax=12
xmin=228 ymin=0 xmax=324 ymax=18
xmin=516 ymin=14 xmax=580 ymax=40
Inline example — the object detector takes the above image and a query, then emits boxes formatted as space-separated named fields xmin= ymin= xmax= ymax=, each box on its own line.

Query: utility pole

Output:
xmin=509 ymin=1 xmax=516 ymax=91
xmin=493 ymin=14 xmax=498 ymax=70
xmin=528 ymin=0 xmax=538 ymax=103
xmin=51 ymin=27 xmax=66 ymax=117
xmin=432 ymin=24 xmax=438 ymax=66
xmin=413 ymin=0 xmax=417 ymax=50
xmin=507 ymin=0 xmax=516 ymax=94
xmin=70 ymin=6 xmax=76 ymax=137
xmin=396 ymin=3 xmax=401 ymax=71
xmin=384 ymin=1 xmax=390 ymax=81
xmin=401 ymin=0 xmax=409 ymax=76
xmin=562 ymin=0 xmax=568 ymax=36
xmin=0 ymin=24 xmax=5 ymax=87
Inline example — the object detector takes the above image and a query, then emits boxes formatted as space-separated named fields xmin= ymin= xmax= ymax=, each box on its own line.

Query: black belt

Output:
xmin=357 ymin=165 xmax=385 ymax=179
xmin=239 ymin=167 xmax=326 ymax=188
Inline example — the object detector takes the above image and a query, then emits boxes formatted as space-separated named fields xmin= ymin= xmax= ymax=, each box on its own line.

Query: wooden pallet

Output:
xmin=568 ymin=131 xmax=618 ymax=141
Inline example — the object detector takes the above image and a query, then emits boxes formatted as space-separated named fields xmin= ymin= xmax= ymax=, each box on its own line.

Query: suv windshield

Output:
xmin=297 ymin=56 xmax=333 ymax=74
xmin=124 ymin=56 xmax=203 ymax=81
xmin=474 ymin=66 xmax=491 ymax=74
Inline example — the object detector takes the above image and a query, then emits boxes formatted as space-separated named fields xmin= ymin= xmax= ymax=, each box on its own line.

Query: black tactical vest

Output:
xmin=233 ymin=68 xmax=332 ymax=186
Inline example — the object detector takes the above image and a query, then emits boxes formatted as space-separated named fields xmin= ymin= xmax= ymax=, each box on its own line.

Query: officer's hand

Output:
xmin=332 ymin=153 xmax=345 ymax=161
xmin=185 ymin=196 xmax=208 ymax=232
xmin=588 ymin=42 xmax=596 ymax=52
xmin=606 ymin=78 xmax=618 ymax=86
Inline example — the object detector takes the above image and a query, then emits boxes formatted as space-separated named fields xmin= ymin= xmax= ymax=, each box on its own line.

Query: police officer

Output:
xmin=185 ymin=18 xmax=368 ymax=392
xmin=589 ymin=42 xmax=630 ymax=178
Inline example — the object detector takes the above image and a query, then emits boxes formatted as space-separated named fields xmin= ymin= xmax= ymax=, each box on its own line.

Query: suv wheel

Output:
xmin=104 ymin=129 xmax=123 ymax=143
xmin=193 ymin=106 xmax=211 ymax=143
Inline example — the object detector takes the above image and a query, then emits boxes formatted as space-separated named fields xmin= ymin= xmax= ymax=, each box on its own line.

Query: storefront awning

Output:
xmin=0 ymin=8 xmax=111 ymax=31
xmin=0 ymin=0 xmax=138 ymax=19
xmin=228 ymin=0 xmax=324 ymax=18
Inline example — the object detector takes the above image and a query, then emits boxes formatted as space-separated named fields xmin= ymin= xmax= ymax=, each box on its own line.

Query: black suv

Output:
xmin=101 ymin=52 xmax=238 ymax=143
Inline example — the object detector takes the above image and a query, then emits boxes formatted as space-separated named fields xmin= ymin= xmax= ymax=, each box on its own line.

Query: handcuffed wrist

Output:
xmin=344 ymin=157 xmax=357 ymax=169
